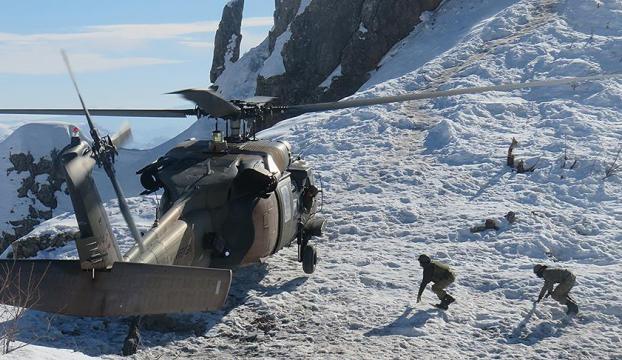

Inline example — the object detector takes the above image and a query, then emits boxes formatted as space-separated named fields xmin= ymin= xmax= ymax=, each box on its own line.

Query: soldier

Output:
xmin=416 ymin=254 xmax=456 ymax=310
xmin=533 ymin=264 xmax=579 ymax=315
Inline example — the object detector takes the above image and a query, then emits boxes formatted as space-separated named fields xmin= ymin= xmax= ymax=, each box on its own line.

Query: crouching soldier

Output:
xmin=416 ymin=254 xmax=456 ymax=310
xmin=533 ymin=264 xmax=579 ymax=315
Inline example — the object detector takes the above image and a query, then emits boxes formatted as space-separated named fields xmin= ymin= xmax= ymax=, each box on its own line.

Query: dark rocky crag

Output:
xmin=0 ymin=150 xmax=66 ymax=252
xmin=210 ymin=0 xmax=245 ymax=82
xmin=6 ymin=231 xmax=80 ymax=259
xmin=213 ymin=0 xmax=442 ymax=105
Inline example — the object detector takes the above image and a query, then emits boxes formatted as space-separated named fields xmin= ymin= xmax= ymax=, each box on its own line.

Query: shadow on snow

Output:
xmin=364 ymin=306 xmax=447 ymax=338
xmin=1 ymin=262 xmax=309 ymax=356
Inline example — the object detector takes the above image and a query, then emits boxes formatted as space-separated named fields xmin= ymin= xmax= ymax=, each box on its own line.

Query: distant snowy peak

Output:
xmin=2 ymin=123 xmax=73 ymax=157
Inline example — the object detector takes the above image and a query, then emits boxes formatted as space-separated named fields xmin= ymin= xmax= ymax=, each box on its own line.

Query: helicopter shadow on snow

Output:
xmin=137 ymin=263 xmax=309 ymax=350
xmin=364 ymin=306 xmax=448 ymax=338
xmin=6 ymin=262 xmax=308 ymax=356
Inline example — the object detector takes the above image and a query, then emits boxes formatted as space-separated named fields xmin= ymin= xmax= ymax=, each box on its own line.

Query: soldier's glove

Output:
xmin=416 ymin=295 xmax=422 ymax=303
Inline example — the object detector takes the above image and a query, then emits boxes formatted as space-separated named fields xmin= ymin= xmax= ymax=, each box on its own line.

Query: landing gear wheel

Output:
xmin=302 ymin=245 xmax=317 ymax=274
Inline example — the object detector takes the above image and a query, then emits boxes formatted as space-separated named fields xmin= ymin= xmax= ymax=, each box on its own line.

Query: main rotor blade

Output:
xmin=243 ymin=96 xmax=277 ymax=104
xmin=0 ymin=109 xmax=195 ymax=118
xmin=286 ymin=73 xmax=622 ymax=114
xmin=168 ymin=89 xmax=240 ymax=118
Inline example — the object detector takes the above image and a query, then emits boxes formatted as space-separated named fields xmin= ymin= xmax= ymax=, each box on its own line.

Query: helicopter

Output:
xmin=0 ymin=50 xmax=619 ymax=353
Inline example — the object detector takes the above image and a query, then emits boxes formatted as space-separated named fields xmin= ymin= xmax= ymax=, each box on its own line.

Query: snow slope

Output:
xmin=3 ymin=0 xmax=622 ymax=358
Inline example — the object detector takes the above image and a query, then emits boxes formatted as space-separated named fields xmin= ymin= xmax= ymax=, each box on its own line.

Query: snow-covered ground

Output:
xmin=2 ymin=0 xmax=622 ymax=358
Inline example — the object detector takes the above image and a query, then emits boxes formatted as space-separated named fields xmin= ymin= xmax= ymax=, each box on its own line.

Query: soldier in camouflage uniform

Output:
xmin=416 ymin=254 xmax=456 ymax=310
xmin=533 ymin=264 xmax=579 ymax=315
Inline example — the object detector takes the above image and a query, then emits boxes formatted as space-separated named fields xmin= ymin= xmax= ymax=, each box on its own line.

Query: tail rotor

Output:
xmin=61 ymin=50 xmax=144 ymax=251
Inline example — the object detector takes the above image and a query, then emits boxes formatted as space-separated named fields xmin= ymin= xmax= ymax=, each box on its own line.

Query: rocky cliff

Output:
xmin=0 ymin=124 xmax=72 ymax=252
xmin=210 ymin=0 xmax=245 ymax=82
xmin=213 ymin=0 xmax=442 ymax=105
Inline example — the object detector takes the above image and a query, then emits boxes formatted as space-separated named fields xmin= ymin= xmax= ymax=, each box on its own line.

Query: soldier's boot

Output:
xmin=566 ymin=298 xmax=578 ymax=315
xmin=435 ymin=295 xmax=454 ymax=310
xmin=445 ymin=294 xmax=455 ymax=306
xmin=434 ymin=300 xmax=448 ymax=310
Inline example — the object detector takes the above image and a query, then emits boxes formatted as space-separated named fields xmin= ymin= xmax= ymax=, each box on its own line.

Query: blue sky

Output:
xmin=0 ymin=1 xmax=275 ymax=146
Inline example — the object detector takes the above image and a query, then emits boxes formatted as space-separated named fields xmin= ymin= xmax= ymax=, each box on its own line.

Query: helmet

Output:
xmin=533 ymin=264 xmax=545 ymax=274
xmin=418 ymin=254 xmax=431 ymax=264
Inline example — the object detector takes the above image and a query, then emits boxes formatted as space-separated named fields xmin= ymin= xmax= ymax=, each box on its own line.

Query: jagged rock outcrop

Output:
xmin=268 ymin=0 xmax=302 ymax=53
xmin=5 ymin=230 xmax=80 ymax=259
xmin=1 ymin=149 xmax=65 ymax=252
xmin=210 ymin=0 xmax=245 ymax=82
xmin=214 ymin=0 xmax=442 ymax=106
xmin=258 ymin=0 xmax=442 ymax=104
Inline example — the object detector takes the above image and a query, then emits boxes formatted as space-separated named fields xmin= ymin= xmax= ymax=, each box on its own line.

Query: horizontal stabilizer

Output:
xmin=0 ymin=260 xmax=232 ymax=317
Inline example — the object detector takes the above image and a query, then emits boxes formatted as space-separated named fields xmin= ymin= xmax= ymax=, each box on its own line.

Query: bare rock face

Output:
xmin=268 ymin=0 xmax=302 ymax=53
xmin=1 ymin=149 xmax=65 ymax=252
xmin=210 ymin=0 xmax=245 ymax=83
xmin=256 ymin=0 xmax=364 ymax=104
xmin=213 ymin=0 xmax=442 ymax=106
xmin=255 ymin=0 xmax=442 ymax=105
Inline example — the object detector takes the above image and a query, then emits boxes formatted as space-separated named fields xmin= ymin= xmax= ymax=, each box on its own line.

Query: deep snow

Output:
xmin=2 ymin=0 xmax=622 ymax=359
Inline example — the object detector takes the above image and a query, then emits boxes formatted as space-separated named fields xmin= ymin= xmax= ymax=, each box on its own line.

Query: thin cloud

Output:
xmin=0 ymin=49 xmax=181 ymax=75
xmin=0 ymin=17 xmax=272 ymax=44
xmin=179 ymin=41 xmax=215 ymax=49
xmin=0 ymin=16 xmax=273 ymax=75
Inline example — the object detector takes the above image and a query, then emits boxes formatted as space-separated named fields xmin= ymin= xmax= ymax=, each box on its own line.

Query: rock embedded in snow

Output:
xmin=5 ymin=230 xmax=80 ymax=259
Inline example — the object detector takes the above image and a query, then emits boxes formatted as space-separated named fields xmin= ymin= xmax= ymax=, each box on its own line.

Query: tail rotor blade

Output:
xmin=64 ymin=154 xmax=97 ymax=188
xmin=61 ymin=50 xmax=98 ymax=138
xmin=61 ymin=50 xmax=144 ymax=251
xmin=108 ymin=171 xmax=145 ymax=251
xmin=111 ymin=122 xmax=132 ymax=148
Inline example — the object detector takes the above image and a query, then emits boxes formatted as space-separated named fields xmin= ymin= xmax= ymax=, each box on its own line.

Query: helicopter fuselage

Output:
xmin=127 ymin=139 xmax=321 ymax=270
